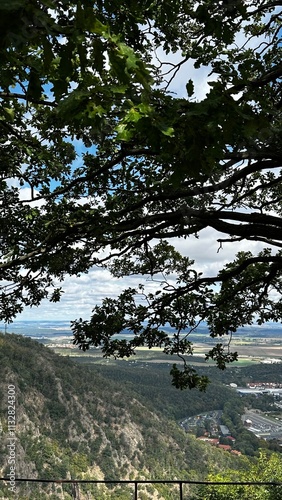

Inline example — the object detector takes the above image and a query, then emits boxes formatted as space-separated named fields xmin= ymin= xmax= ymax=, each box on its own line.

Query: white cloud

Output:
xmin=17 ymin=267 xmax=152 ymax=321
xmin=151 ymin=46 xmax=212 ymax=99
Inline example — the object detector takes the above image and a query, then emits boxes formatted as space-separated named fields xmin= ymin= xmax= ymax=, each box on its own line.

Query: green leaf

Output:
xmin=0 ymin=0 xmax=24 ymax=10
xmin=115 ymin=123 xmax=134 ymax=141
xmin=51 ymin=79 xmax=69 ymax=101
xmin=75 ymin=1 xmax=84 ymax=30
xmin=91 ymin=18 xmax=109 ymax=37
xmin=57 ymin=90 xmax=89 ymax=117
xmin=27 ymin=69 xmax=42 ymax=101
xmin=160 ymin=125 xmax=174 ymax=137
xmin=86 ymin=104 xmax=106 ymax=119
xmin=58 ymin=42 xmax=74 ymax=80
xmin=119 ymin=43 xmax=139 ymax=72
xmin=2 ymin=107 xmax=15 ymax=121
xmin=42 ymin=38 xmax=54 ymax=73
xmin=125 ymin=107 xmax=141 ymax=123
xmin=186 ymin=79 xmax=194 ymax=97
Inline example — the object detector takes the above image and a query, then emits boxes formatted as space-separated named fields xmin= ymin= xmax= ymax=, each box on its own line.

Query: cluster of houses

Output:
xmin=246 ymin=382 xmax=282 ymax=389
xmin=196 ymin=423 xmax=241 ymax=455
xmin=231 ymin=381 xmax=282 ymax=397
xmin=196 ymin=435 xmax=241 ymax=455
xmin=180 ymin=411 xmax=242 ymax=455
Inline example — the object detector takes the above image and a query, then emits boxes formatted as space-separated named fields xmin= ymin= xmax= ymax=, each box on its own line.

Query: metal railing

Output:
xmin=1 ymin=477 xmax=282 ymax=499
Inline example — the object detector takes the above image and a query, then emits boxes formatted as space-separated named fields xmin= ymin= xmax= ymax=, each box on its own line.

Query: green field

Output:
xmin=48 ymin=333 xmax=281 ymax=369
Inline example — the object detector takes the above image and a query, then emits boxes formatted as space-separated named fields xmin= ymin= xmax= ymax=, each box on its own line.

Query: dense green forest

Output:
xmin=89 ymin=359 xmax=282 ymax=420
xmin=198 ymin=451 xmax=282 ymax=500
xmin=0 ymin=333 xmax=248 ymax=499
xmin=0 ymin=333 xmax=282 ymax=498
xmin=90 ymin=358 xmax=282 ymax=456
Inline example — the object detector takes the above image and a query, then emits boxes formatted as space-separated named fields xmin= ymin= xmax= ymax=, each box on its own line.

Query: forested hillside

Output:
xmin=0 ymin=333 xmax=248 ymax=499
xmin=93 ymin=358 xmax=282 ymax=419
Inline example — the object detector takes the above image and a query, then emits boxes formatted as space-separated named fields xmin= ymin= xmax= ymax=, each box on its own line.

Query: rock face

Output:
xmin=0 ymin=333 xmax=244 ymax=499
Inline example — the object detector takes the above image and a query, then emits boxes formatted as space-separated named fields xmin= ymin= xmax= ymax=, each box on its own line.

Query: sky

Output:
xmin=14 ymin=18 xmax=276 ymax=323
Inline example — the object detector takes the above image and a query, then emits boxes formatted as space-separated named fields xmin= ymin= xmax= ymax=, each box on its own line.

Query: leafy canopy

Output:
xmin=1 ymin=0 xmax=282 ymax=388
xmin=199 ymin=451 xmax=282 ymax=499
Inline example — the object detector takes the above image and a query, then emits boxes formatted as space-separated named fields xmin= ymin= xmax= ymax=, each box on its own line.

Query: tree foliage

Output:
xmin=198 ymin=451 xmax=282 ymax=499
xmin=1 ymin=0 xmax=282 ymax=388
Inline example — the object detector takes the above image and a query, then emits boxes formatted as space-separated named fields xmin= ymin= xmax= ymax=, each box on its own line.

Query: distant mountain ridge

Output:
xmin=1 ymin=320 xmax=282 ymax=339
